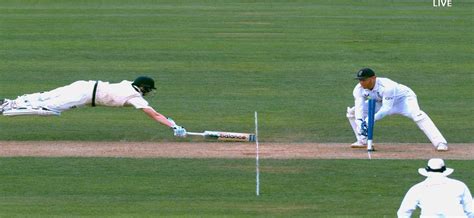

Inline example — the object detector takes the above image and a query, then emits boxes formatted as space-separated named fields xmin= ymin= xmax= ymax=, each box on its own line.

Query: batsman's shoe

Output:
xmin=0 ymin=99 xmax=4 ymax=114
xmin=0 ymin=99 xmax=13 ymax=114
xmin=436 ymin=143 xmax=448 ymax=152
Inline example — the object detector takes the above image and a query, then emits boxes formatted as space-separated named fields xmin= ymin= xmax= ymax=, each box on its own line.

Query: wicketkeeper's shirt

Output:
xmin=352 ymin=77 xmax=415 ymax=121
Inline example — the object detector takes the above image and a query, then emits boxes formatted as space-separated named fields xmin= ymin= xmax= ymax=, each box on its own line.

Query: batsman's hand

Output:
xmin=172 ymin=125 xmax=187 ymax=137
xmin=357 ymin=118 xmax=368 ymax=137
xmin=167 ymin=117 xmax=187 ymax=137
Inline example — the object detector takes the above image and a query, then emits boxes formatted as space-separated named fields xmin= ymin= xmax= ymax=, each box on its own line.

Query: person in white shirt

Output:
xmin=0 ymin=76 xmax=186 ymax=137
xmin=346 ymin=68 xmax=448 ymax=151
xmin=397 ymin=158 xmax=473 ymax=217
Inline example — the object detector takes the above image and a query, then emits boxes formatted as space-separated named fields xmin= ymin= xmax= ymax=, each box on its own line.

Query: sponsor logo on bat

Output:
xmin=218 ymin=133 xmax=248 ymax=140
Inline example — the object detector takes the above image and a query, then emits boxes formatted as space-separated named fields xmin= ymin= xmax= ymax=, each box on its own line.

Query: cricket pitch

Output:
xmin=0 ymin=141 xmax=472 ymax=160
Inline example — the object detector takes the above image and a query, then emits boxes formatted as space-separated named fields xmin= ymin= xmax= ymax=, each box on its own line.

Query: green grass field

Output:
xmin=0 ymin=0 xmax=473 ymax=217
xmin=0 ymin=158 xmax=472 ymax=217
xmin=1 ymin=0 xmax=472 ymax=142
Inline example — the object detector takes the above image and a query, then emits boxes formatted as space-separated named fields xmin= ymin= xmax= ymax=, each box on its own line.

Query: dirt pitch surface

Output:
xmin=0 ymin=141 xmax=472 ymax=159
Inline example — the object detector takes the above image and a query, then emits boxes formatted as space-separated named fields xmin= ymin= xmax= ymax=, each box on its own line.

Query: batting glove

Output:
xmin=168 ymin=117 xmax=187 ymax=137
xmin=172 ymin=125 xmax=186 ymax=137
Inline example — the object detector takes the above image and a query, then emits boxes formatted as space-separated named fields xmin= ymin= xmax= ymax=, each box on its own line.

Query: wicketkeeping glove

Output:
xmin=167 ymin=117 xmax=187 ymax=137
xmin=358 ymin=118 xmax=368 ymax=137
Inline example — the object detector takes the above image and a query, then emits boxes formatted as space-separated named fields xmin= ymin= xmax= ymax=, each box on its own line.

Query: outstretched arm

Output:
xmin=142 ymin=107 xmax=174 ymax=127
xmin=126 ymin=97 xmax=185 ymax=136
xmin=142 ymin=107 xmax=187 ymax=137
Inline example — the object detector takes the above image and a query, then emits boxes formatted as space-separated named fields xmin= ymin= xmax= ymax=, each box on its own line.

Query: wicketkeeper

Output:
xmin=346 ymin=68 xmax=448 ymax=151
xmin=0 ymin=76 xmax=186 ymax=137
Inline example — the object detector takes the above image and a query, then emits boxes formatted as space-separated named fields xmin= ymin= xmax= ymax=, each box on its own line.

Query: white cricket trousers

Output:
xmin=15 ymin=81 xmax=96 ymax=112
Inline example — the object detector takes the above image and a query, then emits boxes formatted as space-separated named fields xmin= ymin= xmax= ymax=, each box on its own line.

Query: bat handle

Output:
xmin=186 ymin=132 xmax=205 ymax=136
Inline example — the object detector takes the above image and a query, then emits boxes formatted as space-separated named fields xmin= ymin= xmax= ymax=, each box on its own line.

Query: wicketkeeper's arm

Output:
xmin=374 ymin=88 xmax=396 ymax=121
xmin=354 ymin=98 xmax=365 ymax=119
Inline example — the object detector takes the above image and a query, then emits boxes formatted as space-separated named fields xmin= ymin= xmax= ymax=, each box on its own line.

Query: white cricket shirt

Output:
xmin=95 ymin=80 xmax=151 ymax=109
xmin=352 ymin=77 xmax=415 ymax=121
xmin=397 ymin=176 xmax=473 ymax=217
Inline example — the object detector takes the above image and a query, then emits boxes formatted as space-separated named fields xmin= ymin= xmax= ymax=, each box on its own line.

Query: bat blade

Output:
xmin=188 ymin=131 xmax=256 ymax=142
xmin=207 ymin=131 xmax=256 ymax=142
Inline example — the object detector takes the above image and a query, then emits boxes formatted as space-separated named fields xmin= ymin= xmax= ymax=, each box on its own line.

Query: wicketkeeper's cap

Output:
xmin=418 ymin=158 xmax=454 ymax=177
xmin=355 ymin=68 xmax=375 ymax=80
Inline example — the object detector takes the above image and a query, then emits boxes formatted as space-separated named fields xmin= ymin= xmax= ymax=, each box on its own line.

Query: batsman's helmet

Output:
xmin=132 ymin=76 xmax=156 ymax=94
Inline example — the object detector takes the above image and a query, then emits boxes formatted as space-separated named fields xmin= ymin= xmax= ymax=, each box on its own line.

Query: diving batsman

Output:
xmin=0 ymin=76 xmax=187 ymax=138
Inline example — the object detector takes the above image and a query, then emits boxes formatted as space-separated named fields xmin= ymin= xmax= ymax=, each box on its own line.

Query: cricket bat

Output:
xmin=187 ymin=131 xmax=256 ymax=142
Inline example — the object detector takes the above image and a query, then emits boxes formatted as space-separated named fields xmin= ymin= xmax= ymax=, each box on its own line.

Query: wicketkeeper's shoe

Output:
xmin=351 ymin=141 xmax=367 ymax=148
xmin=436 ymin=143 xmax=448 ymax=152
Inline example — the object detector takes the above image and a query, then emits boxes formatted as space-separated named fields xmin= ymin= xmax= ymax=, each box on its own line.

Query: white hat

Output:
xmin=418 ymin=158 xmax=454 ymax=177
